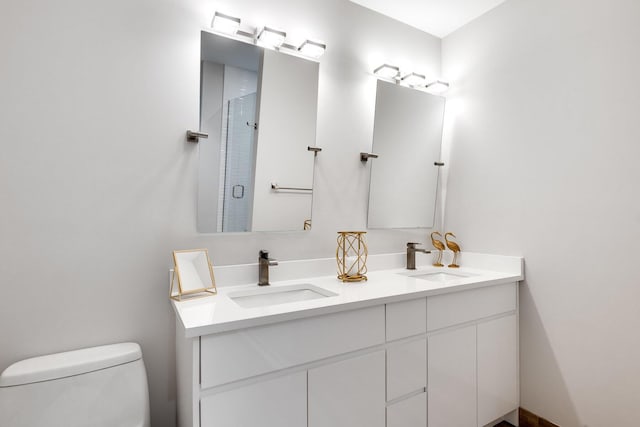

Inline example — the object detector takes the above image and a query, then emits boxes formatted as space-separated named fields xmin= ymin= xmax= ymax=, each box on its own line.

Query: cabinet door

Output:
xmin=477 ymin=314 xmax=518 ymax=426
xmin=428 ymin=325 xmax=476 ymax=427
xmin=200 ymin=371 xmax=306 ymax=427
xmin=309 ymin=350 xmax=385 ymax=427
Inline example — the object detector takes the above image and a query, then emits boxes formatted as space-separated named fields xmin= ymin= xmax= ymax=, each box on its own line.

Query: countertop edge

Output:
xmin=177 ymin=274 xmax=522 ymax=338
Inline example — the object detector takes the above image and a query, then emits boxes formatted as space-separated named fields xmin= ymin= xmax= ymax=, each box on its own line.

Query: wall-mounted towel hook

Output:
xmin=246 ymin=122 xmax=257 ymax=130
xmin=307 ymin=146 xmax=322 ymax=156
xmin=360 ymin=152 xmax=379 ymax=162
xmin=186 ymin=130 xmax=209 ymax=143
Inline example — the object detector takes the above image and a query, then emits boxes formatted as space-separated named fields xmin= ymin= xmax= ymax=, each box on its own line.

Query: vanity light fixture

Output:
xmin=257 ymin=26 xmax=287 ymax=47
xmin=209 ymin=13 xmax=326 ymax=59
xmin=373 ymin=64 xmax=400 ymax=80
xmin=298 ymin=40 xmax=326 ymax=58
xmin=401 ymin=72 xmax=426 ymax=87
xmin=211 ymin=11 xmax=241 ymax=35
xmin=425 ymin=80 xmax=450 ymax=94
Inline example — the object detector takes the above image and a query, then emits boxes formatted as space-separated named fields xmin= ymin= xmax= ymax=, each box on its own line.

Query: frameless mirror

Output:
xmin=171 ymin=249 xmax=217 ymax=301
xmin=367 ymin=80 xmax=446 ymax=229
xmin=197 ymin=31 xmax=319 ymax=233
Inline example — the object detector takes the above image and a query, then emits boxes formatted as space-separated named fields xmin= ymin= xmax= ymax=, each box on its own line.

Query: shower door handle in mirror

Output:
xmin=232 ymin=185 xmax=245 ymax=199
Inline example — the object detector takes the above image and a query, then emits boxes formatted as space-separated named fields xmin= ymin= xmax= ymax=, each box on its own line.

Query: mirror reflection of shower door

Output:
xmin=222 ymin=93 xmax=257 ymax=232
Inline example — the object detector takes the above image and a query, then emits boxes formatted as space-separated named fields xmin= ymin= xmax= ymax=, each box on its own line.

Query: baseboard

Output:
xmin=519 ymin=407 xmax=560 ymax=427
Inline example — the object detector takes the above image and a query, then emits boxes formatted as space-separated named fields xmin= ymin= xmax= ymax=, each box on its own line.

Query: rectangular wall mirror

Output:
xmin=197 ymin=31 xmax=320 ymax=233
xmin=367 ymin=80 xmax=446 ymax=229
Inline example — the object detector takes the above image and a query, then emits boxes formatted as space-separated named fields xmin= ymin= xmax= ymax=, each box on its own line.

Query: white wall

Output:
xmin=0 ymin=0 xmax=441 ymax=426
xmin=442 ymin=0 xmax=640 ymax=425
xmin=198 ymin=61 xmax=224 ymax=232
xmin=252 ymin=49 xmax=317 ymax=232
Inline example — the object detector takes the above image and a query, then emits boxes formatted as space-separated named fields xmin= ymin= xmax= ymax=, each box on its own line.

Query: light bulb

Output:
xmin=373 ymin=64 xmax=400 ymax=79
xmin=258 ymin=26 xmax=286 ymax=47
xmin=298 ymin=40 xmax=326 ymax=58
xmin=426 ymin=80 xmax=450 ymax=94
xmin=211 ymin=12 xmax=241 ymax=35
xmin=401 ymin=72 xmax=426 ymax=87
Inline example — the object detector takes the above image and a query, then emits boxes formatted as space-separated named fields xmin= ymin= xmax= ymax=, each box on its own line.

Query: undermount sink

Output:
xmin=229 ymin=283 xmax=338 ymax=309
xmin=404 ymin=271 xmax=476 ymax=283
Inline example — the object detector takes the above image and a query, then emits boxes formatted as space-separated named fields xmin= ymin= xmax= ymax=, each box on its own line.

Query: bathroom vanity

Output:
xmin=172 ymin=253 xmax=522 ymax=427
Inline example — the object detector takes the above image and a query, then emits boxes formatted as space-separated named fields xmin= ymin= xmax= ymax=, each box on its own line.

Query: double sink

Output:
xmin=228 ymin=270 xmax=476 ymax=309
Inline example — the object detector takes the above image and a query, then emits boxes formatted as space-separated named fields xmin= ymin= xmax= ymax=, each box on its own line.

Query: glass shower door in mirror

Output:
xmin=222 ymin=92 xmax=257 ymax=232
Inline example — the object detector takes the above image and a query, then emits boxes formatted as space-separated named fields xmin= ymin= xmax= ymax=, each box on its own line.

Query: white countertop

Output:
xmin=172 ymin=252 xmax=523 ymax=338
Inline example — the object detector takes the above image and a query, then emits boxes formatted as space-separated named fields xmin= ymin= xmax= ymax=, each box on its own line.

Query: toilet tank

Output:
xmin=0 ymin=342 xmax=150 ymax=427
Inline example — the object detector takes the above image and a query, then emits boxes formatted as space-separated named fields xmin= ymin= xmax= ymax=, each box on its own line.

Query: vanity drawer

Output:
xmin=387 ymin=337 xmax=427 ymax=401
xmin=386 ymin=298 xmax=427 ymax=341
xmin=427 ymin=283 xmax=516 ymax=332
xmin=200 ymin=305 xmax=385 ymax=388
xmin=387 ymin=392 xmax=427 ymax=427
xmin=200 ymin=371 xmax=307 ymax=427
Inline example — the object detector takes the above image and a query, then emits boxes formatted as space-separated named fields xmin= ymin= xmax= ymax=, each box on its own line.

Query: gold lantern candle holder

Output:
xmin=336 ymin=231 xmax=368 ymax=282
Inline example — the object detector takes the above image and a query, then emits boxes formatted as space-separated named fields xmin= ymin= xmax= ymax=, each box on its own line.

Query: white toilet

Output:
xmin=0 ymin=342 xmax=150 ymax=427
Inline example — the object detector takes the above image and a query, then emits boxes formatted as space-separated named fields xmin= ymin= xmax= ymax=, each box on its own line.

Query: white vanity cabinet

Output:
xmin=428 ymin=324 xmax=477 ymax=427
xmin=427 ymin=283 xmax=519 ymax=427
xmin=200 ymin=371 xmax=307 ymax=427
xmin=175 ymin=281 xmax=519 ymax=427
xmin=384 ymin=298 xmax=428 ymax=427
xmin=176 ymin=305 xmax=387 ymax=427
xmin=387 ymin=392 xmax=428 ymax=427
xmin=308 ymin=350 xmax=386 ymax=427
xmin=477 ymin=314 xmax=518 ymax=426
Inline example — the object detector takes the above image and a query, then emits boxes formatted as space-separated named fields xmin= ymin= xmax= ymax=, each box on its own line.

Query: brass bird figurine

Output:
xmin=430 ymin=232 xmax=445 ymax=267
xmin=444 ymin=232 xmax=461 ymax=268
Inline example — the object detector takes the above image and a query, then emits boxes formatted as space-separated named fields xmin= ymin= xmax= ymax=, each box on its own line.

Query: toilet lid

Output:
xmin=0 ymin=342 xmax=142 ymax=387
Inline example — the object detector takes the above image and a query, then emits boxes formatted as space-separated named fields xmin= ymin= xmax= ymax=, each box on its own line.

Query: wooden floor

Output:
xmin=490 ymin=407 xmax=561 ymax=427
xmin=518 ymin=407 xmax=560 ymax=427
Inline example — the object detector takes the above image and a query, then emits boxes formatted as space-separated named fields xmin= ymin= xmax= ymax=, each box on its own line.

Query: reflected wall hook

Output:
xmin=246 ymin=122 xmax=257 ymax=130
xmin=186 ymin=130 xmax=209 ymax=143
xmin=360 ymin=152 xmax=379 ymax=162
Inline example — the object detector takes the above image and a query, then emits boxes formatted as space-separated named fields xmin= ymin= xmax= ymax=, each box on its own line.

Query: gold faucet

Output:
xmin=444 ymin=232 xmax=461 ymax=268
xmin=430 ymin=232 xmax=445 ymax=267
